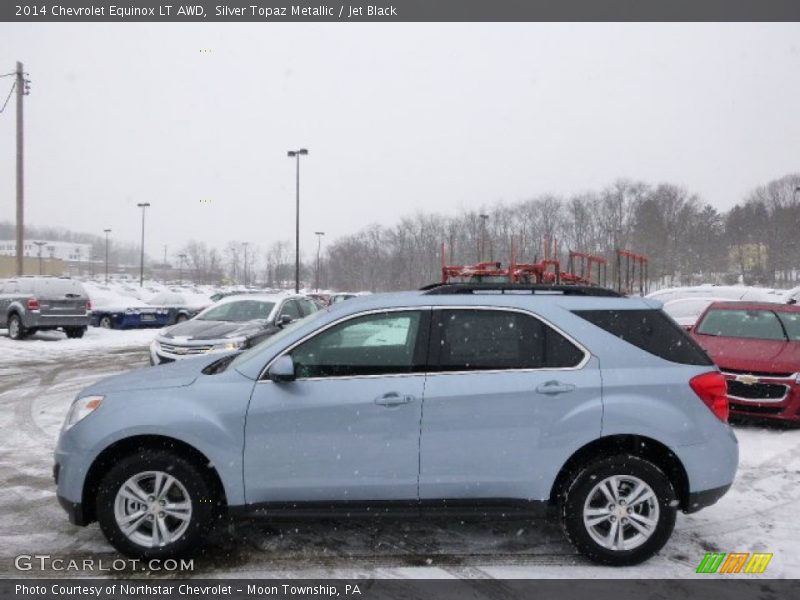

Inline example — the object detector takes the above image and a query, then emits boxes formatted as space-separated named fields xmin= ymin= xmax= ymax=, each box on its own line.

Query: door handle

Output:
xmin=535 ymin=380 xmax=576 ymax=396
xmin=374 ymin=392 xmax=414 ymax=407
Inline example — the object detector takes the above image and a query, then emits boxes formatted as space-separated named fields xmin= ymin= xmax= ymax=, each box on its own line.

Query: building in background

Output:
xmin=0 ymin=240 xmax=93 ymax=263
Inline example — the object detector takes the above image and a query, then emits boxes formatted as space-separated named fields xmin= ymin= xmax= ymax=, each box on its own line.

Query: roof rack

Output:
xmin=420 ymin=283 xmax=622 ymax=297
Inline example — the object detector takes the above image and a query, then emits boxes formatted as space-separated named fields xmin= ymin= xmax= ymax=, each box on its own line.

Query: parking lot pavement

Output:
xmin=1 ymin=331 xmax=799 ymax=578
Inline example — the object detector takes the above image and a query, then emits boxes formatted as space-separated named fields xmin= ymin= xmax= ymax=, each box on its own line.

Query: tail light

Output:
xmin=690 ymin=371 xmax=729 ymax=422
xmin=86 ymin=300 xmax=92 ymax=311
xmin=27 ymin=297 xmax=40 ymax=310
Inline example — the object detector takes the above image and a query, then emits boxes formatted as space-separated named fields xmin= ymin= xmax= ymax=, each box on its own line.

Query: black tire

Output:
xmin=65 ymin=327 xmax=86 ymax=339
xmin=175 ymin=314 xmax=188 ymax=324
xmin=95 ymin=449 xmax=218 ymax=559
xmin=560 ymin=454 xmax=677 ymax=566
xmin=99 ymin=315 xmax=113 ymax=329
xmin=7 ymin=313 xmax=27 ymax=340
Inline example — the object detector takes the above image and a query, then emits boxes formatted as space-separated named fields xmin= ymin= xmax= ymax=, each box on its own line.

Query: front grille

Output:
xmin=159 ymin=343 xmax=213 ymax=355
xmin=727 ymin=380 xmax=788 ymax=401
xmin=730 ymin=402 xmax=784 ymax=415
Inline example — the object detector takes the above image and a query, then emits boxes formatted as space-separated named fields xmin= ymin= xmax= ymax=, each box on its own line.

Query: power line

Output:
xmin=0 ymin=81 xmax=15 ymax=113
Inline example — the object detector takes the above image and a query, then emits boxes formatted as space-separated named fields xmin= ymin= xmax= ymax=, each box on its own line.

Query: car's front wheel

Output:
xmin=96 ymin=450 xmax=217 ymax=559
xmin=560 ymin=454 xmax=677 ymax=566
xmin=99 ymin=315 xmax=113 ymax=329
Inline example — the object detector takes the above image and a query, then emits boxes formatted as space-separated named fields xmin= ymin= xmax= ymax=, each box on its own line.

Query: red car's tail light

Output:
xmin=27 ymin=297 xmax=40 ymax=310
xmin=86 ymin=300 xmax=92 ymax=311
xmin=690 ymin=371 xmax=729 ymax=422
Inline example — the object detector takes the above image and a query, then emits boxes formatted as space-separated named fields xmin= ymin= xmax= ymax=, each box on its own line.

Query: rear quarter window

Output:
xmin=573 ymin=309 xmax=713 ymax=366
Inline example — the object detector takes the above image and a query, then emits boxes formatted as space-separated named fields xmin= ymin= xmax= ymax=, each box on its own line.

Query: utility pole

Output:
xmin=479 ymin=214 xmax=489 ymax=262
xmin=15 ymin=62 xmax=27 ymax=276
xmin=103 ymin=229 xmax=111 ymax=284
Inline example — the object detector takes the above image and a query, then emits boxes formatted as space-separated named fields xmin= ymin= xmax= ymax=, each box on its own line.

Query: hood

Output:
xmin=161 ymin=319 xmax=270 ymax=341
xmin=79 ymin=354 xmax=223 ymax=395
xmin=693 ymin=334 xmax=800 ymax=374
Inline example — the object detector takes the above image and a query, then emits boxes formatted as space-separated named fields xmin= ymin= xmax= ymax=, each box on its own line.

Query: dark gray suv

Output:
xmin=0 ymin=276 xmax=91 ymax=339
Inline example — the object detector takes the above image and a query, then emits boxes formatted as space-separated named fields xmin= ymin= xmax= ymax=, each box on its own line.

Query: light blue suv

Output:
xmin=54 ymin=284 xmax=738 ymax=565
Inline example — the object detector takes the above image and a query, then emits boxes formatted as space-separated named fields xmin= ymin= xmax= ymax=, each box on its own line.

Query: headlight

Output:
xmin=63 ymin=395 xmax=104 ymax=430
xmin=213 ymin=339 xmax=246 ymax=351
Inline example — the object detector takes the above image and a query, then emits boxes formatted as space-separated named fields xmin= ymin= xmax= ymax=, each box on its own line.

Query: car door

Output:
xmin=244 ymin=308 xmax=430 ymax=504
xmin=419 ymin=307 xmax=603 ymax=502
xmin=0 ymin=281 xmax=10 ymax=326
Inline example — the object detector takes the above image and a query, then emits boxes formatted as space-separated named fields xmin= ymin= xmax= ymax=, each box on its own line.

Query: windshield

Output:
xmin=198 ymin=300 xmax=275 ymax=322
xmin=230 ymin=308 xmax=330 ymax=370
xmin=696 ymin=308 xmax=800 ymax=341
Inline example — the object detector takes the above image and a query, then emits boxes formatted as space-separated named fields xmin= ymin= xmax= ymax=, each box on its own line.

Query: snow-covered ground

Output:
xmin=0 ymin=330 xmax=798 ymax=578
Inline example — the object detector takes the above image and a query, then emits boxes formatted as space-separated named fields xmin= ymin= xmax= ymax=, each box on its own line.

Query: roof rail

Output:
xmin=420 ymin=282 xmax=622 ymax=297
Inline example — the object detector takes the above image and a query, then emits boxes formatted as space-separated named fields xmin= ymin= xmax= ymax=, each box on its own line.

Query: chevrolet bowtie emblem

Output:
xmin=735 ymin=374 xmax=759 ymax=386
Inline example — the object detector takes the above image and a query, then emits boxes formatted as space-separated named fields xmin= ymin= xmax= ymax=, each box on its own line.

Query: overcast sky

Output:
xmin=1 ymin=23 xmax=798 ymax=260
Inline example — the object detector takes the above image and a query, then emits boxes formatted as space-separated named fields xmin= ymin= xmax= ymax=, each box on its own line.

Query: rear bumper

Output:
xmin=26 ymin=313 xmax=90 ymax=329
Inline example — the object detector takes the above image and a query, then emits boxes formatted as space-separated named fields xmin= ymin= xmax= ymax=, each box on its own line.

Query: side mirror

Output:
xmin=277 ymin=314 xmax=294 ymax=327
xmin=268 ymin=355 xmax=295 ymax=382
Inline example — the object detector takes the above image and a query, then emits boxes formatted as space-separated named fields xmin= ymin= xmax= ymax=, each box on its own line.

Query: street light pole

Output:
xmin=479 ymin=214 xmax=489 ymax=262
xmin=287 ymin=148 xmax=308 ymax=293
xmin=136 ymin=202 xmax=150 ymax=287
xmin=103 ymin=229 xmax=111 ymax=284
xmin=242 ymin=242 xmax=249 ymax=286
xmin=314 ymin=231 xmax=325 ymax=292
xmin=178 ymin=253 xmax=186 ymax=285
xmin=33 ymin=241 xmax=45 ymax=275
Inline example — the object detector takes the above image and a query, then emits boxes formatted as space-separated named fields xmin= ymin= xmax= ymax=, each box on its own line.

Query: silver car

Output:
xmin=0 ymin=276 xmax=90 ymax=339
xmin=55 ymin=283 xmax=737 ymax=565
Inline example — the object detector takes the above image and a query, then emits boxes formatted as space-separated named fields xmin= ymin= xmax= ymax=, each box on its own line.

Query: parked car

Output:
xmin=87 ymin=287 xmax=170 ymax=329
xmin=145 ymin=291 xmax=210 ymax=325
xmin=690 ymin=301 xmax=800 ymax=423
xmin=329 ymin=291 xmax=371 ymax=305
xmin=0 ymin=276 xmax=90 ymax=339
xmin=661 ymin=297 xmax=729 ymax=329
xmin=149 ymin=294 xmax=318 ymax=365
xmin=54 ymin=283 xmax=737 ymax=565
xmin=646 ymin=285 xmax=784 ymax=305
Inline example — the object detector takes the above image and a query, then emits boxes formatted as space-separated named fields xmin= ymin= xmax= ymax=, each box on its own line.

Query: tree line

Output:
xmin=3 ymin=172 xmax=798 ymax=290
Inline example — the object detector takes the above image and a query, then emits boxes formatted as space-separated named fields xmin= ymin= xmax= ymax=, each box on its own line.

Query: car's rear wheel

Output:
xmin=175 ymin=314 xmax=188 ymax=323
xmin=99 ymin=315 xmax=113 ymax=329
xmin=7 ymin=314 xmax=27 ymax=340
xmin=560 ymin=454 xmax=677 ymax=566
xmin=65 ymin=327 xmax=86 ymax=339
xmin=96 ymin=450 xmax=216 ymax=559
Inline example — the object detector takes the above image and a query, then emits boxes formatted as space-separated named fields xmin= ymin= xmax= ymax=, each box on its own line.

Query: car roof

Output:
xmin=321 ymin=288 xmax=658 ymax=314
xmin=704 ymin=301 xmax=800 ymax=313
xmin=213 ymin=293 xmax=298 ymax=304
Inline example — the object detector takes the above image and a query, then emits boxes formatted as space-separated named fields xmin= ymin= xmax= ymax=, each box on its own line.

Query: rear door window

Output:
xmin=431 ymin=309 xmax=585 ymax=372
xmin=574 ymin=309 xmax=713 ymax=366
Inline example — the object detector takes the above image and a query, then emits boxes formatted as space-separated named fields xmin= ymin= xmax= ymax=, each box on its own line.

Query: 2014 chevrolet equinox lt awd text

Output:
xmin=54 ymin=284 xmax=738 ymax=565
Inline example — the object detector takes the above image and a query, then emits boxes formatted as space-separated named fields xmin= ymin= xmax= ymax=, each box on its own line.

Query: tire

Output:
xmin=65 ymin=327 xmax=86 ymax=339
xmin=175 ymin=314 xmax=188 ymax=324
xmin=560 ymin=454 xmax=677 ymax=566
xmin=7 ymin=313 xmax=27 ymax=340
xmin=99 ymin=315 xmax=113 ymax=329
xmin=95 ymin=449 xmax=217 ymax=559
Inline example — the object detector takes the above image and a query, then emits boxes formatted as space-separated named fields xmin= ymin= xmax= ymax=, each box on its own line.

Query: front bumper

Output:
xmin=722 ymin=371 xmax=800 ymax=422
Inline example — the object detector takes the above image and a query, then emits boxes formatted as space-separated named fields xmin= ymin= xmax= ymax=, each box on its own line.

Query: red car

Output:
xmin=690 ymin=301 xmax=800 ymax=423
